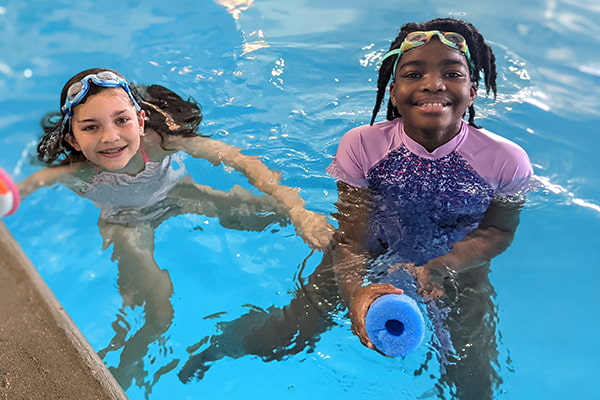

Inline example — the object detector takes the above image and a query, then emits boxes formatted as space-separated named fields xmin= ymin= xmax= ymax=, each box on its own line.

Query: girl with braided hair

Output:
xmin=180 ymin=17 xmax=533 ymax=399
xmin=370 ymin=18 xmax=497 ymax=127
xmin=18 ymin=68 xmax=333 ymax=390
xmin=329 ymin=17 xmax=533 ymax=398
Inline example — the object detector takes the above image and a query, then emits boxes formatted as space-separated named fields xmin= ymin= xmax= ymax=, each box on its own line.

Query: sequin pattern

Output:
xmin=366 ymin=145 xmax=494 ymax=265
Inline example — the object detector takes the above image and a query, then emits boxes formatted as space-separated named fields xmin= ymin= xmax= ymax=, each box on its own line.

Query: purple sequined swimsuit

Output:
xmin=367 ymin=145 xmax=494 ymax=264
xmin=327 ymin=118 xmax=533 ymax=264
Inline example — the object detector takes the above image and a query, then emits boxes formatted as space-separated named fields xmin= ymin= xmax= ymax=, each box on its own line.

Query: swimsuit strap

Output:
xmin=140 ymin=146 xmax=149 ymax=163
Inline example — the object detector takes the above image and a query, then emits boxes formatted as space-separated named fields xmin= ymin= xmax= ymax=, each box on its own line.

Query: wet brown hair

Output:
xmin=38 ymin=68 xmax=205 ymax=165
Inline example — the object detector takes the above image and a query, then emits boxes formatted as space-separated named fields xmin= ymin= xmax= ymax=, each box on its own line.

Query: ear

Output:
xmin=389 ymin=81 xmax=396 ymax=93
xmin=137 ymin=110 xmax=146 ymax=135
xmin=64 ymin=132 xmax=81 ymax=151
xmin=469 ymin=83 xmax=478 ymax=107
xmin=389 ymin=82 xmax=397 ymax=106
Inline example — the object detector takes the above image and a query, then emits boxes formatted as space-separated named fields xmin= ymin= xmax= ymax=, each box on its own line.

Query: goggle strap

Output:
xmin=378 ymin=48 xmax=403 ymax=66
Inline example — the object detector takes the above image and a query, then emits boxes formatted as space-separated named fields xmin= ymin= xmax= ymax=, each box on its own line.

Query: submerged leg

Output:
xmin=437 ymin=264 xmax=501 ymax=400
xmin=97 ymin=221 xmax=175 ymax=392
xmin=178 ymin=251 xmax=340 ymax=382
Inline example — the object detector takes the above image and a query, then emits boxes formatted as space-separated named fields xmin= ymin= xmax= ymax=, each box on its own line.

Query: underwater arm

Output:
xmin=410 ymin=198 xmax=524 ymax=298
xmin=178 ymin=136 xmax=334 ymax=249
xmin=332 ymin=181 xmax=403 ymax=350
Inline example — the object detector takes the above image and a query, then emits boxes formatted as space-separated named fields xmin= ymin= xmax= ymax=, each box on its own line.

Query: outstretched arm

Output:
xmin=175 ymin=135 xmax=334 ymax=249
xmin=407 ymin=198 xmax=525 ymax=298
xmin=18 ymin=164 xmax=82 ymax=200
xmin=332 ymin=181 xmax=402 ymax=351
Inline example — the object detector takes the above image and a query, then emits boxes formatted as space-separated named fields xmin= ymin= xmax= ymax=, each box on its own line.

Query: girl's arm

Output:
xmin=173 ymin=135 xmax=334 ymax=250
xmin=332 ymin=181 xmax=402 ymax=350
xmin=18 ymin=164 xmax=82 ymax=200
xmin=408 ymin=198 xmax=524 ymax=298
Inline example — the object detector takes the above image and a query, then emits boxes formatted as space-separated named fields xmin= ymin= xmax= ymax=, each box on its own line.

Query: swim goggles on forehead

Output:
xmin=380 ymin=30 xmax=475 ymax=79
xmin=60 ymin=70 xmax=141 ymax=117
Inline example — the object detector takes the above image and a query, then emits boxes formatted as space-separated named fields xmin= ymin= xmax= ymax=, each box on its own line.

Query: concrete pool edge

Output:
xmin=0 ymin=222 xmax=128 ymax=400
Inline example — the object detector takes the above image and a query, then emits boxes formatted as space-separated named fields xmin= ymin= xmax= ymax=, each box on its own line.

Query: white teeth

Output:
xmin=420 ymin=103 xmax=444 ymax=107
xmin=101 ymin=147 xmax=124 ymax=154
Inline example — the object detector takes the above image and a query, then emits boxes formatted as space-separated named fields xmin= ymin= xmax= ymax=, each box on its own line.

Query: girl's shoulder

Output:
xmin=67 ymin=162 xmax=99 ymax=183
xmin=141 ymin=128 xmax=178 ymax=162
xmin=460 ymin=125 xmax=533 ymax=193
xmin=464 ymin=125 xmax=530 ymax=160
xmin=340 ymin=119 xmax=401 ymax=151
xmin=338 ymin=119 xmax=403 ymax=161
xmin=328 ymin=120 xmax=403 ymax=187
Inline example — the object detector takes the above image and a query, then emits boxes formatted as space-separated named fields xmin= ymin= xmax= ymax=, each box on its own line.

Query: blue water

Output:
xmin=2 ymin=0 xmax=600 ymax=399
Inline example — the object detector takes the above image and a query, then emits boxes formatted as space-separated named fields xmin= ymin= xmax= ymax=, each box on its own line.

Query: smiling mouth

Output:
xmin=416 ymin=102 xmax=449 ymax=107
xmin=99 ymin=145 xmax=127 ymax=155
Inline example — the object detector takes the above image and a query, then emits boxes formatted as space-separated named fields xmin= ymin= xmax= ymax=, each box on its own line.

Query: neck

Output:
xmin=403 ymin=122 xmax=463 ymax=153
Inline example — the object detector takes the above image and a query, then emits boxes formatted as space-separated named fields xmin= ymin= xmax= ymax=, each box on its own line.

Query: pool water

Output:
xmin=2 ymin=0 xmax=600 ymax=399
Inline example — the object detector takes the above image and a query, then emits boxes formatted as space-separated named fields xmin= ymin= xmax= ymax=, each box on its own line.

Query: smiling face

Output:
xmin=389 ymin=38 xmax=477 ymax=149
xmin=65 ymin=88 xmax=146 ymax=173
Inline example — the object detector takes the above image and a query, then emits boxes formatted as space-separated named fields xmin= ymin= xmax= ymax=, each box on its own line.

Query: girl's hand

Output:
xmin=403 ymin=262 xmax=450 ymax=299
xmin=289 ymin=207 xmax=335 ymax=250
xmin=346 ymin=283 xmax=404 ymax=353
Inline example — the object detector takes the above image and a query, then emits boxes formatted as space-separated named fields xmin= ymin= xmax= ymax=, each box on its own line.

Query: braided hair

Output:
xmin=370 ymin=18 xmax=497 ymax=127
xmin=38 ymin=68 xmax=206 ymax=166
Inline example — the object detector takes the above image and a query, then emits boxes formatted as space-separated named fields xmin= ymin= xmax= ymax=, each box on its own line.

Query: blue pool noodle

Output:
xmin=365 ymin=293 xmax=425 ymax=357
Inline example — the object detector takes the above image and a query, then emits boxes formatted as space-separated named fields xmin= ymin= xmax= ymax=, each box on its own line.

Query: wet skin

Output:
xmin=65 ymin=88 xmax=146 ymax=174
xmin=389 ymin=38 xmax=477 ymax=152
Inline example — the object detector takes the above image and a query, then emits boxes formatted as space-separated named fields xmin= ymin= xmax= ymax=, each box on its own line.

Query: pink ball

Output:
xmin=0 ymin=169 xmax=19 ymax=217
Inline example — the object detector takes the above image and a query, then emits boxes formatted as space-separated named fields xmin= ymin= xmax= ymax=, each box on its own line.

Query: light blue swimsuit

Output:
xmin=72 ymin=148 xmax=186 ymax=223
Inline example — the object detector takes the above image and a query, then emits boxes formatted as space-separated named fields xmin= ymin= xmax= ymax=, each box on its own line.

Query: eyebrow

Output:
xmin=398 ymin=58 xmax=468 ymax=70
xmin=75 ymin=109 xmax=129 ymax=124
xmin=110 ymin=109 xmax=130 ymax=118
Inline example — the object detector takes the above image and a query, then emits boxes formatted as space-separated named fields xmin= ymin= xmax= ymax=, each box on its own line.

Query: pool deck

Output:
xmin=0 ymin=221 xmax=128 ymax=400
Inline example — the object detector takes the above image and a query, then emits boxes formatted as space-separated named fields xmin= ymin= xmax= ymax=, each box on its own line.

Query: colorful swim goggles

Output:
xmin=380 ymin=30 xmax=475 ymax=79
xmin=60 ymin=70 xmax=141 ymax=117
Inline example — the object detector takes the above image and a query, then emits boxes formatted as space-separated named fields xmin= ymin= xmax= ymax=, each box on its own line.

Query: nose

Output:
xmin=422 ymin=73 xmax=445 ymax=92
xmin=100 ymin=127 xmax=120 ymax=143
